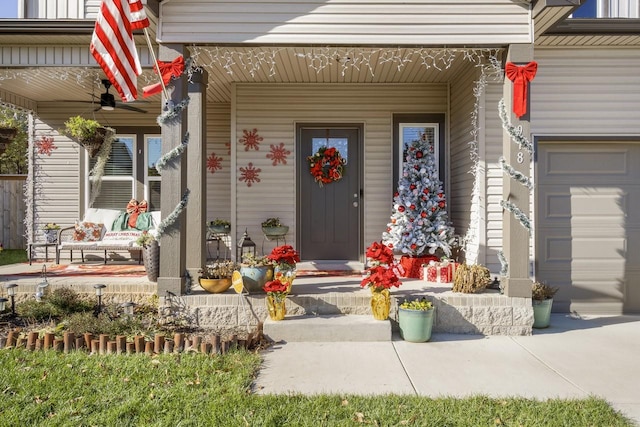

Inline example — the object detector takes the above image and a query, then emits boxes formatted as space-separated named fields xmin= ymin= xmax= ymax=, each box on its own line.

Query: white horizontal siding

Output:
xmin=0 ymin=44 xmax=156 ymax=67
xmin=160 ymin=0 xmax=532 ymax=45
xmin=205 ymin=103 xmax=232 ymax=224
xmin=449 ymin=65 xmax=478 ymax=263
xmin=531 ymin=47 xmax=640 ymax=136
xmin=233 ymin=83 xmax=447 ymax=256
xmin=484 ymin=82 xmax=505 ymax=275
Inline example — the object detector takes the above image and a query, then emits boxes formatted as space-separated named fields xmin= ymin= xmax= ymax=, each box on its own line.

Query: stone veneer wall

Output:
xmin=163 ymin=290 xmax=533 ymax=336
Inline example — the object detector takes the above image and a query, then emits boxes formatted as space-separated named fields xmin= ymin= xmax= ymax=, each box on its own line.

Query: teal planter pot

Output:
xmin=533 ymin=298 xmax=553 ymax=329
xmin=398 ymin=307 xmax=435 ymax=342
xmin=240 ymin=265 xmax=274 ymax=294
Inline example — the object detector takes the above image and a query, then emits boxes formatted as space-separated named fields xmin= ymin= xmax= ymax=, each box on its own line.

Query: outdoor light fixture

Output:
xmin=4 ymin=283 xmax=17 ymax=315
xmin=93 ymin=283 xmax=106 ymax=315
xmin=237 ymin=229 xmax=256 ymax=262
xmin=121 ymin=301 xmax=135 ymax=317
xmin=0 ymin=297 xmax=7 ymax=312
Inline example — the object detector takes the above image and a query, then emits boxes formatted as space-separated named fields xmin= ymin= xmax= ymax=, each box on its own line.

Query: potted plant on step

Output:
xmin=261 ymin=217 xmax=289 ymax=238
xmin=199 ymin=260 xmax=238 ymax=293
xmin=207 ymin=218 xmax=231 ymax=235
xmin=398 ymin=297 xmax=435 ymax=342
xmin=62 ymin=116 xmax=114 ymax=158
xmin=360 ymin=241 xmax=402 ymax=320
xmin=136 ymin=231 xmax=159 ymax=282
xmin=532 ymin=281 xmax=558 ymax=329
xmin=240 ymin=253 xmax=274 ymax=294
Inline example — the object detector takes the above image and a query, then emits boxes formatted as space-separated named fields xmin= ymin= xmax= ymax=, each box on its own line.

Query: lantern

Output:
xmin=237 ymin=229 xmax=257 ymax=263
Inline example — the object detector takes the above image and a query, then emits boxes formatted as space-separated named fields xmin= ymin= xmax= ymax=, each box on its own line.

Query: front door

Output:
xmin=298 ymin=125 xmax=362 ymax=260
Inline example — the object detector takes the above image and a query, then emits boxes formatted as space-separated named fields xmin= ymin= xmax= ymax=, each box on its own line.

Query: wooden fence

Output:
xmin=0 ymin=175 xmax=26 ymax=249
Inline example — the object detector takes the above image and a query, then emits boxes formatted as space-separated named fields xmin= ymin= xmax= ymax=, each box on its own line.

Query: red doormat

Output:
xmin=12 ymin=264 xmax=146 ymax=277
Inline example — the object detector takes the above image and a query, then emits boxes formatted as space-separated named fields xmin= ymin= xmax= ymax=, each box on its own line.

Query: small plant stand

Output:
xmin=261 ymin=231 xmax=288 ymax=254
xmin=28 ymin=242 xmax=56 ymax=265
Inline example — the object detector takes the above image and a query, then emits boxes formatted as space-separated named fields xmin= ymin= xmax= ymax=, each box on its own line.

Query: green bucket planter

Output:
xmin=398 ymin=307 xmax=435 ymax=342
xmin=533 ymin=298 xmax=553 ymax=329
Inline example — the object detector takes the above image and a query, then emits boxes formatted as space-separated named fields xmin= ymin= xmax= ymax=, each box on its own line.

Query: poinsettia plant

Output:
xmin=263 ymin=279 xmax=289 ymax=302
xmin=267 ymin=245 xmax=300 ymax=270
xmin=360 ymin=241 xmax=402 ymax=291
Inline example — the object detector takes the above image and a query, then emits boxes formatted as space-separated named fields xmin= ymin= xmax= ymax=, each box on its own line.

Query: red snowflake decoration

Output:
xmin=207 ymin=152 xmax=223 ymax=174
xmin=225 ymin=142 xmax=231 ymax=155
xmin=36 ymin=135 xmax=57 ymax=156
xmin=239 ymin=129 xmax=263 ymax=151
xmin=266 ymin=143 xmax=291 ymax=166
xmin=239 ymin=162 xmax=261 ymax=187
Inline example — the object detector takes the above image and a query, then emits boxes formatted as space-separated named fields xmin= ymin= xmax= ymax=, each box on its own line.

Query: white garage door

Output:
xmin=536 ymin=141 xmax=640 ymax=314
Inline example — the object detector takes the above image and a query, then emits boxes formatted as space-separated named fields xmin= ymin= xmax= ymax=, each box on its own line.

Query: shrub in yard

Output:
xmin=60 ymin=310 xmax=157 ymax=339
xmin=16 ymin=287 xmax=93 ymax=322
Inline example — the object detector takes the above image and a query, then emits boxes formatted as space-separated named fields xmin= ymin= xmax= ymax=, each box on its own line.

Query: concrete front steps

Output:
xmin=263 ymin=315 xmax=391 ymax=342
xmin=161 ymin=276 xmax=534 ymax=339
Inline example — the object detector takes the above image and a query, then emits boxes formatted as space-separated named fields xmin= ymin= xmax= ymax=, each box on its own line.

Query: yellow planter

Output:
xmin=266 ymin=295 xmax=287 ymax=321
xmin=370 ymin=288 xmax=391 ymax=320
xmin=199 ymin=278 xmax=232 ymax=293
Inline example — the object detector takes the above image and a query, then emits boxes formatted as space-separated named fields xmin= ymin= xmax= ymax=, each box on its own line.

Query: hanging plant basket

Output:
xmin=62 ymin=116 xmax=114 ymax=158
xmin=80 ymin=127 xmax=113 ymax=158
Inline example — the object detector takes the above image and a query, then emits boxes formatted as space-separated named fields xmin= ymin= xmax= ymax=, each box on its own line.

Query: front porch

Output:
xmin=1 ymin=261 xmax=533 ymax=337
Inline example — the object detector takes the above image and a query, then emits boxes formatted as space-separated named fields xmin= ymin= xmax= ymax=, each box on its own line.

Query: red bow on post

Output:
xmin=126 ymin=199 xmax=148 ymax=228
xmin=142 ymin=56 xmax=185 ymax=98
xmin=505 ymin=61 xmax=538 ymax=118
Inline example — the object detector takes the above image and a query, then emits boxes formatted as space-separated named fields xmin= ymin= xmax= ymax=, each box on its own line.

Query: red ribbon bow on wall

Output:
xmin=126 ymin=199 xmax=148 ymax=228
xmin=505 ymin=61 xmax=538 ymax=118
xmin=142 ymin=56 xmax=185 ymax=98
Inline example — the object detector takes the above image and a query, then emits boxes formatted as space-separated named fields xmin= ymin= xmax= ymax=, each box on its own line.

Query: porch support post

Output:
xmin=502 ymin=44 xmax=533 ymax=298
xmin=157 ymin=44 xmax=188 ymax=296
xmin=186 ymin=68 xmax=208 ymax=277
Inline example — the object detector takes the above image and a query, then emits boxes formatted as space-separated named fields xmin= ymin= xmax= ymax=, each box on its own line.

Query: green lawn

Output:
xmin=0 ymin=248 xmax=27 ymax=266
xmin=0 ymin=349 xmax=633 ymax=426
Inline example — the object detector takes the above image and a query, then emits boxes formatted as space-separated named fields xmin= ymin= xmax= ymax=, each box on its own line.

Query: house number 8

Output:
xmin=517 ymin=152 xmax=524 ymax=164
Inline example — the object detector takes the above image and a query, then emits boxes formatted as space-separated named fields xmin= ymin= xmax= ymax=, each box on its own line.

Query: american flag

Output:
xmin=90 ymin=0 xmax=150 ymax=102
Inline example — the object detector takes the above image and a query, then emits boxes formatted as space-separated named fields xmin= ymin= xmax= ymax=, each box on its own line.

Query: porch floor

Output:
xmin=1 ymin=261 xmax=533 ymax=336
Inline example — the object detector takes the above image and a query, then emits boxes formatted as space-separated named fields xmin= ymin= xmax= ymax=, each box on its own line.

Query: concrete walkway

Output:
xmin=255 ymin=314 xmax=640 ymax=425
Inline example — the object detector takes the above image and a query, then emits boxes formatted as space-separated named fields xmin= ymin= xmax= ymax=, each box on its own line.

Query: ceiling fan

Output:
xmin=61 ymin=79 xmax=148 ymax=114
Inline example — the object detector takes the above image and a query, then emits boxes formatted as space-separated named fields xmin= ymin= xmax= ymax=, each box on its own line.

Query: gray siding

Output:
xmin=233 ymin=83 xmax=448 ymax=256
xmin=484 ymin=82 xmax=505 ymax=274
xmin=531 ymin=47 xmax=640 ymax=136
xmin=206 ymin=103 xmax=232 ymax=223
xmin=160 ymin=0 xmax=532 ymax=45
xmin=449 ymin=65 xmax=479 ymax=264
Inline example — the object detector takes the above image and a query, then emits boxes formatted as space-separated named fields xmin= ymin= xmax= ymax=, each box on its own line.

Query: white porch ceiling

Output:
xmin=0 ymin=46 xmax=502 ymax=108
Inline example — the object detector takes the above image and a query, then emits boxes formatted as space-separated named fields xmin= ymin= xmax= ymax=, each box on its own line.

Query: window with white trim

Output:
xmin=87 ymin=135 xmax=136 ymax=209
xmin=145 ymin=135 xmax=162 ymax=211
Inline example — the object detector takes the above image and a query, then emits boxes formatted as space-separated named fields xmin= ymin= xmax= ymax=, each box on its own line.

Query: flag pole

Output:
xmin=142 ymin=27 xmax=170 ymax=101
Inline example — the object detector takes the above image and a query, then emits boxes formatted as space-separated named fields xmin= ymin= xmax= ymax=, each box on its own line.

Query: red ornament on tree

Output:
xmin=416 ymin=151 xmax=423 ymax=158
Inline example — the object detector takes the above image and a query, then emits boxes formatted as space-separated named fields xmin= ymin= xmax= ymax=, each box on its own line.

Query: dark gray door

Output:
xmin=298 ymin=126 xmax=361 ymax=260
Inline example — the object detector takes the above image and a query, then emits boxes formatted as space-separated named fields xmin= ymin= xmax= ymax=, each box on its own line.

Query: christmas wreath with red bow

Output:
xmin=307 ymin=146 xmax=346 ymax=186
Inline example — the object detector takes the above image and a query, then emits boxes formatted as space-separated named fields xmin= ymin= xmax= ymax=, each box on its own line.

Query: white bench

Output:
xmin=55 ymin=208 xmax=160 ymax=264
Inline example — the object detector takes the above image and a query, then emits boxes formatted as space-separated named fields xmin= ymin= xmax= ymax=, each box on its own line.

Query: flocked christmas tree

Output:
xmin=382 ymin=133 xmax=454 ymax=257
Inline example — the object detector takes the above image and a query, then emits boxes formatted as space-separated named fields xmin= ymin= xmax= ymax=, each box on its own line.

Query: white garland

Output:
xmin=462 ymin=55 xmax=503 ymax=264
xmin=499 ymin=157 xmax=533 ymax=190
xmin=156 ymin=132 xmax=189 ymax=173
xmin=156 ymin=188 xmax=190 ymax=237
xmin=498 ymin=99 xmax=533 ymax=154
xmin=500 ymin=199 xmax=531 ymax=232
xmin=88 ymin=128 xmax=116 ymax=207
xmin=157 ymin=97 xmax=190 ymax=126
xmin=498 ymin=249 xmax=509 ymax=277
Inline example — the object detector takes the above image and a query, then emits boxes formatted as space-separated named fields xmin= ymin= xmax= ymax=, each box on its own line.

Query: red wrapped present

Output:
xmin=400 ymin=255 xmax=438 ymax=279
xmin=423 ymin=259 xmax=459 ymax=283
